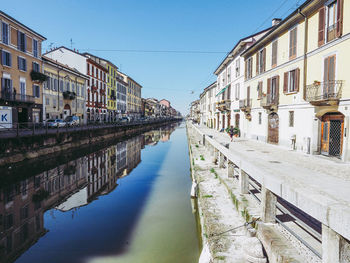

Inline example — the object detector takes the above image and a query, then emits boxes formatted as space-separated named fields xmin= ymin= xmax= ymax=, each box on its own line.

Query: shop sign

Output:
xmin=0 ymin=107 xmax=12 ymax=129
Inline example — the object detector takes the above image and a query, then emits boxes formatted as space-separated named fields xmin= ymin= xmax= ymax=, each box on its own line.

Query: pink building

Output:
xmin=159 ymin=99 xmax=170 ymax=108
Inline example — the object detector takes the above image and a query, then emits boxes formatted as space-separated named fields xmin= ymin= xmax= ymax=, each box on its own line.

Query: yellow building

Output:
xmin=42 ymin=56 xmax=88 ymax=122
xmin=127 ymin=76 xmax=142 ymax=118
xmin=106 ymin=62 xmax=118 ymax=121
xmin=241 ymin=0 xmax=349 ymax=161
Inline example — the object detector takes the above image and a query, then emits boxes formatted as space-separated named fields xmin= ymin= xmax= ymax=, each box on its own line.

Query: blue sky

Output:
xmin=3 ymin=0 xmax=303 ymax=114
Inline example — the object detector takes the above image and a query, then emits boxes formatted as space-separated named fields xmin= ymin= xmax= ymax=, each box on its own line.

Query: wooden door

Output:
xmin=227 ymin=113 xmax=231 ymax=128
xmin=222 ymin=115 xmax=225 ymax=129
xmin=268 ymin=113 xmax=279 ymax=144
xmin=235 ymin=114 xmax=240 ymax=128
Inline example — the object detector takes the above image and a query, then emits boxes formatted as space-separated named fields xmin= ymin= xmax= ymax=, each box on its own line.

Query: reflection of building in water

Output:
xmin=125 ymin=136 xmax=142 ymax=175
xmin=144 ymin=123 xmax=179 ymax=146
xmin=116 ymin=141 xmax=127 ymax=177
xmin=87 ymin=149 xmax=108 ymax=201
xmin=0 ymin=158 xmax=87 ymax=263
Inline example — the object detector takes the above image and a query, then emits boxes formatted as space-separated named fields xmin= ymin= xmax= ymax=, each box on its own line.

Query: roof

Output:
xmin=0 ymin=10 xmax=46 ymax=40
xmin=214 ymin=26 xmax=273 ymax=75
xmin=241 ymin=0 xmax=314 ymax=57
xmin=42 ymin=56 xmax=89 ymax=79
xmin=43 ymin=46 xmax=86 ymax=58
xmin=82 ymin=52 xmax=119 ymax=70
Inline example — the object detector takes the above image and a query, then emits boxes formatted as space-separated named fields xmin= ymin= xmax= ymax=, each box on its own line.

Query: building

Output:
xmin=42 ymin=56 xmax=88 ymax=122
xmin=116 ymin=71 xmax=127 ymax=118
xmin=83 ymin=53 xmax=108 ymax=122
xmin=190 ymin=99 xmax=200 ymax=123
xmin=0 ymin=11 xmax=46 ymax=127
xmin=106 ymin=61 xmax=118 ymax=122
xmin=240 ymin=0 xmax=349 ymax=161
xmin=124 ymin=74 xmax=142 ymax=119
xmin=43 ymin=47 xmax=90 ymax=124
xmin=213 ymin=26 xmax=273 ymax=132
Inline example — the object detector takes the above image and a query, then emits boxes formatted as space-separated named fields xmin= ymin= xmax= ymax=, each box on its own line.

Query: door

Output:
xmin=321 ymin=113 xmax=344 ymax=156
xmin=63 ymin=104 xmax=71 ymax=120
xmin=268 ymin=113 xmax=279 ymax=144
xmin=227 ymin=113 xmax=231 ymax=128
xmin=18 ymin=107 xmax=28 ymax=124
xmin=235 ymin=114 xmax=240 ymax=128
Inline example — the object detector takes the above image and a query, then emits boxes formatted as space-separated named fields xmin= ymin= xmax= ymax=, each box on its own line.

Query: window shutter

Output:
xmin=24 ymin=34 xmax=27 ymax=52
xmin=267 ymin=78 xmax=271 ymax=95
xmin=256 ymin=53 xmax=259 ymax=74
xmin=276 ymin=75 xmax=280 ymax=96
xmin=32 ymin=85 xmax=35 ymax=97
xmin=284 ymin=72 xmax=288 ymax=93
xmin=32 ymin=61 xmax=35 ymax=72
xmin=17 ymin=56 xmax=20 ymax=70
xmin=295 ymin=68 xmax=300 ymax=92
xmin=318 ymin=7 xmax=325 ymax=47
xmin=1 ymin=78 xmax=4 ymax=90
xmin=263 ymin=48 xmax=266 ymax=72
xmin=36 ymin=86 xmax=40 ymax=98
xmin=0 ymin=51 xmax=3 ymax=65
xmin=9 ymin=53 xmax=12 ymax=67
xmin=336 ymin=0 xmax=344 ymax=38
xmin=17 ymin=30 xmax=20 ymax=50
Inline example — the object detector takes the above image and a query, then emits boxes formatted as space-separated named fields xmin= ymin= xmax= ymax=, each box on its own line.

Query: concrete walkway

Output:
xmin=194 ymin=124 xmax=350 ymax=241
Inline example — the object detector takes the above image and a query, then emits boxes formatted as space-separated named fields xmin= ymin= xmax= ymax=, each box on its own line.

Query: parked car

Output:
xmin=47 ymin=119 xmax=66 ymax=128
xmin=120 ymin=117 xmax=130 ymax=123
xmin=65 ymin=116 xmax=80 ymax=126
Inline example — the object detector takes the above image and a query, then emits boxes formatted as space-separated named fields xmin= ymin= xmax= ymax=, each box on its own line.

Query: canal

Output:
xmin=0 ymin=122 xmax=200 ymax=263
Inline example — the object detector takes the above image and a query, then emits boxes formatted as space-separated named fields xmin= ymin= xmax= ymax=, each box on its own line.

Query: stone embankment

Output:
xmin=187 ymin=122 xmax=312 ymax=263
xmin=0 ymin=120 xmax=179 ymax=166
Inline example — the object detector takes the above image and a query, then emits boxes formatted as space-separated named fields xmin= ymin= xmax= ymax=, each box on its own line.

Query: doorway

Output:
xmin=227 ymin=113 xmax=231 ymax=128
xmin=63 ymin=104 xmax=71 ymax=120
xmin=222 ymin=114 xmax=225 ymax=130
xmin=268 ymin=113 xmax=279 ymax=144
xmin=18 ymin=107 xmax=28 ymax=124
xmin=235 ymin=114 xmax=240 ymax=128
xmin=321 ymin=113 xmax=344 ymax=156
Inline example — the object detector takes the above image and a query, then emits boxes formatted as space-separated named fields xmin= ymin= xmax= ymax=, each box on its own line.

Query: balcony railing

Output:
xmin=0 ymin=91 xmax=35 ymax=104
xmin=305 ymin=80 xmax=343 ymax=105
xmin=216 ymin=100 xmax=230 ymax=112
xmin=260 ymin=94 xmax=279 ymax=109
xmin=239 ymin=99 xmax=252 ymax=111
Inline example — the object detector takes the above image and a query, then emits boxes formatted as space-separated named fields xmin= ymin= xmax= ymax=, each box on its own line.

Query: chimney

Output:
xmin=272 ymin=18 xmax=282 ymax=26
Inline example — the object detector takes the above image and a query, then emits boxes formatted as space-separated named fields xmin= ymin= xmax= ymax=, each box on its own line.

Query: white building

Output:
xmin=213 ymin=25 xmax=275 ymax=133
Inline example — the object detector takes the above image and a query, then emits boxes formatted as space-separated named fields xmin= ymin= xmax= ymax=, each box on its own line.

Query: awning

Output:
xmin=216 ymin=85 xmax=229 ymax=97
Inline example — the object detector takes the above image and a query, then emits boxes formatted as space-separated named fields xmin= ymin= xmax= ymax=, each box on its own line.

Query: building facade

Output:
xmin=42 ymin=56 xmax=87 ymax=122
xmin=116 ymin=71 xmax=127 ymax=118
xmin=241 ymin=0 xmax=350 ymax=161
xmin=0 ymin=11 xmax=46 ymax=127
xmin=106 ymin=62 xmax=118 ymax=122
xmin=124 ymin=74 xmax=142 ymax=119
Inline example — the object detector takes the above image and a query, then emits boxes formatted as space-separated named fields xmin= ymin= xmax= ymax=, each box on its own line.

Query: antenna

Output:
xmin=70 ymin=38 xmax=75 ymax=49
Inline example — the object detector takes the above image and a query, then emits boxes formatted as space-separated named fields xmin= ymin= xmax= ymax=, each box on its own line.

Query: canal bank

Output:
xmin=186 ymin=122 xmax=314 ymax=263
xmin=0 ymin=122 xmax=200 ymax=263
xmin=0 ymin=119 xmax=180 ymax=166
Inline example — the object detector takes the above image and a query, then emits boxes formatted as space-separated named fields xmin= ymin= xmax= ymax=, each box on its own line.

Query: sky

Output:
xmin=2 ymin=0 xmax=304 ymax=114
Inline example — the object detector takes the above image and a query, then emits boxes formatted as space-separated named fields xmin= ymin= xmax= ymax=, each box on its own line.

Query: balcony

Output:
xmin=0 ymin=91 xmax=35 ymax=104
xmin=239 ymin=99 xmax=252 ymax=112
xmin=96 ymin=102 xmax=103 ymax=108
xmin=216 ymin=100 xmax=231 ymax=112
xmin=91 ymin=85 xmax=98 ymax=92
xmin=260 ymin=94 xmax=279 ymax=110
xmin=305 ymin=80 xmax=343 ymax=106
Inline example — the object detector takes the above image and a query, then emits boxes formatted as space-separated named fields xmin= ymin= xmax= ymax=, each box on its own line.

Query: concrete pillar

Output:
xmin=261 ymin=186 xmax=276 ymax=223
xmin=202 ymin=134 xmax=206 ymax=146
xmin=218 ymin=152 xmax=224 ymax=168
xmin=239 ymin=167 xmax=249 ymax=194
xmin=321 ymin=224 xmax=348 ymax=263
xmin=213 ymin=148 xmax=218 ymax=164
xmin=227 ymin=161 xmax=234 ymax=178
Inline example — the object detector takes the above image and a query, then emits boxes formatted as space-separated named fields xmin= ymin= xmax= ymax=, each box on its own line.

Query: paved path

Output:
xmin=193 ymin=123 xmax=350 ymax=240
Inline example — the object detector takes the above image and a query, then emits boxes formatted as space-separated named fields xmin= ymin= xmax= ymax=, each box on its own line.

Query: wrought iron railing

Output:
xmin=260 ymin=94 xmax=279 ymax=108
xmin=305 ymin=80 xmax=343 ymax=102
xmin=0 ymin=91 xmax=35 ymax=103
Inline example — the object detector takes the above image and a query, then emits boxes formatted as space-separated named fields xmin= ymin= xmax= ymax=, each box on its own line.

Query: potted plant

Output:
xmin=233 ymin=127 xmax=240 ymax=137
xmin=314 ymin=80 xmax=321 ymax=86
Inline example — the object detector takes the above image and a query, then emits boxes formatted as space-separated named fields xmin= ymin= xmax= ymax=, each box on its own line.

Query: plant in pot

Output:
xmin=233 ymin=127 xmax=240 ymax=137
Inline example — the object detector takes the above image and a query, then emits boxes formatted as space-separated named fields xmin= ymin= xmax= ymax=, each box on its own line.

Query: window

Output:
xmin=257 ymin=48 xmax=266 ymax=74
xmin=17 ymin=31 xmax=26 ymax=52
xmin=235 ymin=83 xmax=240 ymax=100
xmin=227 ymin=67 xmax=231 ymax=83
xmin=235 ymin=59 xmax=240 ymax=77
xmin=318 ymin=1 xmax=343 ymax=46
xmin=257 ymin=81 xmax=263 ymax=99
xmin=289 ymin=111 xmax=294 ymax=127
xmin=259 ymin=112 xmax=262 ymax=125
xmin=46 ymin=97 xmax=50 ymax=105
xmin=2 ymin=22 xmax=9 ymax=45
xmin=283 ymin=68 xmax=300 ymax=93
xmin=245 ymin=57 xmax=253 ymax=79
xmin=17 ymin=57 xmax=27 ymax=71
xmin=33 ymin=39 xmax=38 ymax=58
xmin=271 ymin=40 xmax=278 ymax=67
xmin=20 ymin=206 xmax=29 ymax=220
xmin=2 ymin=50 xmax=11 ymax=67
xmin=32 ymin=62 xmax=39 ymax=72
xmin=54 ymin=78 xmax=58 ymax=91
xmin=33 ymin=85 xmax=40 ymax=98
xmin=327 ymin=1 xmax=337 ymax=42
xmin=289 ymin=27 xmax=297 ymax=59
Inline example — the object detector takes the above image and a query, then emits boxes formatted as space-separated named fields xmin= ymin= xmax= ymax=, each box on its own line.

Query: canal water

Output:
xmin=0 ymin=122 xmax=200 ymax=263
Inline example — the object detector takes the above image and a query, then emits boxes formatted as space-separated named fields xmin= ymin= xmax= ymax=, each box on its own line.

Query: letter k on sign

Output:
xmin=1 ymin=114 xmax=8 ymax=122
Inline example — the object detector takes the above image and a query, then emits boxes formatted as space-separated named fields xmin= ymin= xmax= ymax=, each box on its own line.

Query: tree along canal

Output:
xmin=0 ymin=121 xmax=200 ymax=263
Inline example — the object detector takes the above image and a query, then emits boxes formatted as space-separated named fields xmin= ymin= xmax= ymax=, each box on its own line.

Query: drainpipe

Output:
xmin=57 ymin=68 xmax=61 ymax=112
